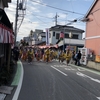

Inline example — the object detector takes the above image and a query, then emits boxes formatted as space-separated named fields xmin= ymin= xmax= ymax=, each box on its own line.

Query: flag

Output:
xmin=56 ymin=32 xmax=64 ymax=44
xmin=46 ymin=28 xmax=50 ymax=46
xmin=59 ymin=32 xmax=64 ymax=40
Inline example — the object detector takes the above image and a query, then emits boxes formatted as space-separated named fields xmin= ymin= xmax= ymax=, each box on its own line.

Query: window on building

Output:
xmin=65 ymin=34 xmax=69 ymax=38
xmin=56 ymin=33 xmax=59 ymax=39
xmin=72 ymin=34 xmax=78 ymax=39
xmin=53 ymin=32 xmax=55 ymax=36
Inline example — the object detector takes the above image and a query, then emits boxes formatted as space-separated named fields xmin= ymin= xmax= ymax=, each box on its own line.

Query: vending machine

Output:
xmin=78 ymin=48 xmax=91 ymax=65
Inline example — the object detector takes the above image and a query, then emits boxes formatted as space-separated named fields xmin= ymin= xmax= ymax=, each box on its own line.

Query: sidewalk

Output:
xmin=0 ymin=60 xmax=23 ymax=100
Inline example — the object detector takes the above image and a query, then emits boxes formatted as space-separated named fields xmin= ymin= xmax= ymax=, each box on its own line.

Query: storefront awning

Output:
xmin=0 ymin=24 xmax=14 ymax=43
xmin=0 ymin=8 xmax=12 ymax=29
xmin=0 ymin=8 xmax=14 ymax=44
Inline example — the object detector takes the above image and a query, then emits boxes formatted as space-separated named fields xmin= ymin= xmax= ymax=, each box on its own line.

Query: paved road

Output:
xmin=18 ymin=60 xmax=100 ymax=100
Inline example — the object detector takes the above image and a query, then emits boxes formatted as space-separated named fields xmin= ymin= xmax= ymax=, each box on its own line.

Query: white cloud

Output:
xmin=58 ymin=13 xmax=67 ymax=19
xmin=5 ymin=0 xmax=87 ymax=42
xmin=58 ymin=21 xmax=66 ymax=25
xmin=46 ymin=13 xmax=55 ymax=18
xmin=27 ymin=0 xmax=43 ymax=6
xmin=16 ymin=18 xmax=40 ymax=41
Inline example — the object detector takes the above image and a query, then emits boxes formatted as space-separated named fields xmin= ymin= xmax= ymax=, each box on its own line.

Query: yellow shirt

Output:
xmin=45 ymin=49 xmax=50 ymax=55
xmin=66 ymin=51 xmax=71 ymax=60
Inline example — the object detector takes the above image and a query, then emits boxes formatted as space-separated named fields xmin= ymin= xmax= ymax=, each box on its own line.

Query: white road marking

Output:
xmin=53 ymin=65 xmax=66 ymax=67
xmin=76 ymin=72 xmax=100 ymax=84
xmin=12 ymin=61 xmax=24 ymax=100
xmin=97 ymin=97 xmax=100 ymax=100
xmin=51 ymin=66 xmax=67 ymax=76
xmin=77 ymin=68 xmax=85 ymax=71
xmin=65 ymin=68 xmax=75 ymax=70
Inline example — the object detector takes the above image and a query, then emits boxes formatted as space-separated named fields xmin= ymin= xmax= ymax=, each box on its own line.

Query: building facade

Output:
xmin=49 ymin=25 xmax=85 ymax=51
xmin=25 ymin=29 xmax=46 ymax=46
xmin=84 ymin=0 xmax=100 ymax=56
xmin=0 ymin=0 xmax=13 ymax=74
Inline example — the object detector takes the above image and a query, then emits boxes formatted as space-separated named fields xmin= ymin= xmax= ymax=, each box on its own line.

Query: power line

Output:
xmin=31 ymin=13 xmax=50 ymax=24
xmin=29 ymin=0 xmax=84 ymax=15
xmin=26 ymin=11 xmax=83 ymax=23
xmin=26 ymin=12 xmax=54 ymax=19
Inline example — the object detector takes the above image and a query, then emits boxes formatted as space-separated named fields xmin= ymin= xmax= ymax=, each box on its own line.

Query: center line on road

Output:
xmin=51 ymin=66 xmax=67 ymax=76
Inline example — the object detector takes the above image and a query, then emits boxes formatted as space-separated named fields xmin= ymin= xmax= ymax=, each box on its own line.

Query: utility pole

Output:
xmin=14 ymin=0 xmax=19 ymax=45
xmin=55 ymin=13 xmax=59 ymax=26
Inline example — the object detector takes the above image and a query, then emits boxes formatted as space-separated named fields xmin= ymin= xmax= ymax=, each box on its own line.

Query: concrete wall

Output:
xmin=87 ymin=61 xmax=100 ymax=71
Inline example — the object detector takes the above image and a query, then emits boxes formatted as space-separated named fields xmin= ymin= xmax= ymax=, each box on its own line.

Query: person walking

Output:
xmin=77 ymin=50 xmax=82 ymax=66
xmin=27 ymin=48 xmax=34 ymax=64
xmin=66 ymin=49 xmax=71 ymax=66
xmin=45 ymin=47 xmax=50 ymax=63
xmin=74 ymin=52 xmax=78 ymax=65
xmin=71 ymin=50 xmax=75 ymax=64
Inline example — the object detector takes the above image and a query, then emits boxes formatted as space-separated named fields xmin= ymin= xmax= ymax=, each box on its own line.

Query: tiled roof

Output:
xmin=49 ymin=25 xmax=84 ymax=33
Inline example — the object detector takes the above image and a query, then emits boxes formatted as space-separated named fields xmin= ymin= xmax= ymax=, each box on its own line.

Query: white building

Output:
xmin=49 ymin=25 xmax=85 ymax=51
xmin=24 ymin=29 xmax=46 ymax=46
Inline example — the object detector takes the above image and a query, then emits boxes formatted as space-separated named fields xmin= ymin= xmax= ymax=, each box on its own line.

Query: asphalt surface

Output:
xmin=17 ymin=60 xmax=100 ymax=100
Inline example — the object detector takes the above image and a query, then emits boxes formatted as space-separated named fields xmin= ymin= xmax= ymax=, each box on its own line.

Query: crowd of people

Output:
xmin=12 ymin=46 xmax=82 ymax=66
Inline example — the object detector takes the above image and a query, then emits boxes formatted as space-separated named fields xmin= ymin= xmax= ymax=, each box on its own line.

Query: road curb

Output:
xmin=11 ymin=61 xmax=24 ymax=100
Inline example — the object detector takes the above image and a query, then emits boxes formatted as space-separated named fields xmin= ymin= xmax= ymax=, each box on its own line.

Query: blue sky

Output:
xmin=5 ymin=0 xmax=94 ymax=41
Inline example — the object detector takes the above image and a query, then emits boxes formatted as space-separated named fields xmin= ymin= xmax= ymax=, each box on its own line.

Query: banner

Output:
xmin=95 ymin=55 xmax=100 ymax=62
xmin=46 ymin=28 xmax=49 ymax=46
xmin=60 ymin=32 xmax=64 ymax=39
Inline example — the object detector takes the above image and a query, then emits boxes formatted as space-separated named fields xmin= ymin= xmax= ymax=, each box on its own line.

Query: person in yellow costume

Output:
xmin=59 ymin=50 xmax=65 ymax=63
xmin=50 ymin=49 xmax=54 ymax=61
xmin=44 ymin=47 xmax=50 ymax=62
xmin=54 ymin=50 xmax=58 ymax=60
xmin=27 ymin=48 xmax=34 ymax=63
xmin=36 ymin=49 xmax=40 ymax=61
xmin=21 ymin=48 xmax=27 ymax=61
xmin=66 ymin=49 xmax=72 ymax=66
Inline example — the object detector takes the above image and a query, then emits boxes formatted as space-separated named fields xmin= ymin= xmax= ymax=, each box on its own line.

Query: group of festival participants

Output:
xmin=19 ymin=46 xmax=77 ymax=65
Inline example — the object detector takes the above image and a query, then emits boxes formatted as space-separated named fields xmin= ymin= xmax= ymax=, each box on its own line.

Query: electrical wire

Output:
xmin=26 ymin=12 xmax=54 ymax=19
xmin=32 ymin=14 xmax=48 ymax=24
xmin=29 ymin=0 xmax=84 ymax=15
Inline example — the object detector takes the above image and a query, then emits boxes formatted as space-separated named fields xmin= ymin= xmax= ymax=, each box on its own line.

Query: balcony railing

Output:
xmin=58 ymin=39 xmax=85 ymax=46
